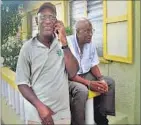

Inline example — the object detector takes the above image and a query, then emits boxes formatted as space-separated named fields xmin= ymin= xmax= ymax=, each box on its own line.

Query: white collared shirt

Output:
xmin=67 ymin=34 xmax=99 ymax=75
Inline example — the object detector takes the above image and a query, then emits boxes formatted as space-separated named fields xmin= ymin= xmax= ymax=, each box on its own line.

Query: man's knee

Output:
xmin=103 ymin=76 xmax=115 ymax=89
xmin=78 ymin=84 xmax=89 ymax=100
xmin=69 ymin=81 xmax=88 ymax=99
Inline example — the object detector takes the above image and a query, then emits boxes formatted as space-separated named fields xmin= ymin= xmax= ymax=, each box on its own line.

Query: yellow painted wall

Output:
xmin=134 ymin=1 xmax=140 ymax=124
xmin=99 ymin=1 xmax=140 ymax=124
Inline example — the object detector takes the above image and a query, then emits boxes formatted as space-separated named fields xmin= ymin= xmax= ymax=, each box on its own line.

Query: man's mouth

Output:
xmin=87 ymin=38 xmax=91 ymax=41
xmin=44 ymin=27 xmax=52 ymax=31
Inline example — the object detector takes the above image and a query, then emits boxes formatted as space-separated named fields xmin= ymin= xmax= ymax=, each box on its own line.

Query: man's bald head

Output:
xmin=75 ymin=18 xmax=92 ymax=32
xmin=75 ymin=18 xmax=93 ymax=44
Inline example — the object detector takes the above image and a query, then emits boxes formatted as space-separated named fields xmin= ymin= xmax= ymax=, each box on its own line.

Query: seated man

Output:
xmin=68 ymin=18 xmax=115 ymax=125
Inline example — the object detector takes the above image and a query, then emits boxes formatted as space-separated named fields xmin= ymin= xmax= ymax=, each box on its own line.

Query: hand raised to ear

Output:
xmin=54 ymin=20 xmax=67 ymax=46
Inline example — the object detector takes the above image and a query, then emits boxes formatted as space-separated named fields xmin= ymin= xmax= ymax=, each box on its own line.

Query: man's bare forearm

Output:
xmin=91 ymin=65 xmax=103 ymax=80
xmin=18 ymin=84 xmax=43 ymax=109
xmin=63 ymin=48 xmax=79 ymax=78
xmin=70 ymin=75 xmax=89 ymax=86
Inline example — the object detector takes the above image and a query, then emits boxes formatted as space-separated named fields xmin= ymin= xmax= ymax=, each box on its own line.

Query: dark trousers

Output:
xmin=69 ymin=73 xmax=115 ymax=125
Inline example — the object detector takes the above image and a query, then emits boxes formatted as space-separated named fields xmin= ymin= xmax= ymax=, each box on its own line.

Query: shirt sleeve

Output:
xmin=15 ymin=42 xmax=31 ymax=87
xmin=91 ymin=42 xmax=100 ymax=67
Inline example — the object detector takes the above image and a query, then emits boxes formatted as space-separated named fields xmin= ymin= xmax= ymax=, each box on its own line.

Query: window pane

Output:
xmin=70 ymin=0 xmax=86 ymax=29
xmin=92 ymin=20 xmax=103 ymax=57
xmin=107 ymin=21 xmax=128 ymax=57
xmin=107 ymin=1 xmax=127 ymax=17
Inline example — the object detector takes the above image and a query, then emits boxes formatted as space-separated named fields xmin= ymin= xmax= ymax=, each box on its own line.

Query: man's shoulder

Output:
xmin=21 ymin=38 xmax=35 ymax=50
xmin=67 ymin=35 xmax=75 ymax=43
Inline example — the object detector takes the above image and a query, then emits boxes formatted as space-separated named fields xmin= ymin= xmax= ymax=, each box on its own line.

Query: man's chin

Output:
xmin=87 ymin=40 xmax=91 ymax=43
xmin=43 ymin=32 xmax=54 ymax=37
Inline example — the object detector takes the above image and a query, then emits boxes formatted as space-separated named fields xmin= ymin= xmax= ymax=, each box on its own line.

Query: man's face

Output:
xmin=77 ymin=22 xmax=93 ymax=43
xmin=37 ymin=8 xmax=57 ymax=37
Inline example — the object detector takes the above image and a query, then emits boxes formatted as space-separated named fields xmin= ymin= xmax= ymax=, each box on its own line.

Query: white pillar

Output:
xmin=19 ymin=93 xmax=25 ymax=122
xmin=15 ymin=91 xmax=20 ymax=115
xmin=4 ymin=82 xmax=9 ymax=102
xmin=11 ymin=88 xmax=15 ymax=109
xmin=0 ymin=56 xmax=4 ymax=67
xmin=2 ymin=80 xmax=4 ymax=96
xmin=85 ymin=98 xmax=96 ymax=125
xmin=8 ymin=84 xmax=12 ymax=105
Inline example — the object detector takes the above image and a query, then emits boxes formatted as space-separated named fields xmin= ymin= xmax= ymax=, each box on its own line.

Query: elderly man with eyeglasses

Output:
xmin=68 ymin=18 xmax=115 ymax=125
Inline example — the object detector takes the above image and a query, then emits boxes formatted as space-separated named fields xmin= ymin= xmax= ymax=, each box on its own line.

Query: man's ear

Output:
xmin=35 ymin=17 xmax=38 ymax=25
xmin=76 ymin=29 xmax=80 ymax=35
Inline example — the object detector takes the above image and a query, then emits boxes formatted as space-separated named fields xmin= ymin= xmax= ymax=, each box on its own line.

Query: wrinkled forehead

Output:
xmin=77 ymin=21 xmax=92 ymax=31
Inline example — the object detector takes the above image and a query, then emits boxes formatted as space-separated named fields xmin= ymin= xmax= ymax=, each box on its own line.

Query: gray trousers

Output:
xmin=69 ymin=72 xmax=115 ymax=125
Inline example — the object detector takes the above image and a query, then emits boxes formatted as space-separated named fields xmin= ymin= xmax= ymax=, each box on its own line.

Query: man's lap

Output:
xmin=69 ymin=74 xmax=115 ymax=92
xmin=69 ymin=81 xmax=88 ymax=93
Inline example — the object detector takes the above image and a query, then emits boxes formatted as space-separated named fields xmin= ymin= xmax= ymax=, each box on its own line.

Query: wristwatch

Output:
xmin=62 ymin=44 xmax=69 ymax=49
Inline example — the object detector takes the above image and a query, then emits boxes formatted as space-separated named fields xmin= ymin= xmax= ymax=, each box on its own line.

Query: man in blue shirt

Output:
xmin=68 ymin=18 xmax=115 ymax=125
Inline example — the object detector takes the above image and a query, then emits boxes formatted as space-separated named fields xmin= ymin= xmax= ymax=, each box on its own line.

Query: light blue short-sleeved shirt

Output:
xmin=67 ymin=35 xmax=99 ymax=74
xmin=16 ymin=37 xmax=70 ymax=122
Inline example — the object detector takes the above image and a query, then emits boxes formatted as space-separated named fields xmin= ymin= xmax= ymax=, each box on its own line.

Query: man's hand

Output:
xmin=98 ymin=80 xmax=108 ymax=92
xmin=54 ymin=20 xmax=67 ymax=46
xmin=36 ymin=103 xmax=55 ymax=125
xmin=89 ymin=81 xmax=108 ymax=93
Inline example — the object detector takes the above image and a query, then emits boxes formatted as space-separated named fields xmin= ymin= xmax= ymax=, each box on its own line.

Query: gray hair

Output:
xmin=75 ymin=18 xmax=91 ymax=31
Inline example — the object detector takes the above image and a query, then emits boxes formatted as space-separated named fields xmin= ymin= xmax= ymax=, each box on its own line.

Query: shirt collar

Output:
xmin=32 ymin=35 xmax=58 ymax=49
xmin=74 ymin=33 xmax=81 ymax=54
xmin=74 ymin=34 xmax=89 ymax=54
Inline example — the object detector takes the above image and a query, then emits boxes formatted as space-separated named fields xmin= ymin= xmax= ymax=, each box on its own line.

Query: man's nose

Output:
xmin=89 ymin=32 xmax=93 ymax=36
xmin=44 ymin=18 xmax=52 ymax=24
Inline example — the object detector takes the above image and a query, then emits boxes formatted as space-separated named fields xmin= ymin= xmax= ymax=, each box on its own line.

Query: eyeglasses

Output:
xmin=39 ymin=15 xmax=57 ymax=21
xmin=80 ymin=28 xmax=95 ymax=34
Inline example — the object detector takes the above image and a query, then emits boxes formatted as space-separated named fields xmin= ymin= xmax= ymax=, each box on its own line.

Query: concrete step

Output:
xmin=108 ymin=111 xmax=128 ymax=125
